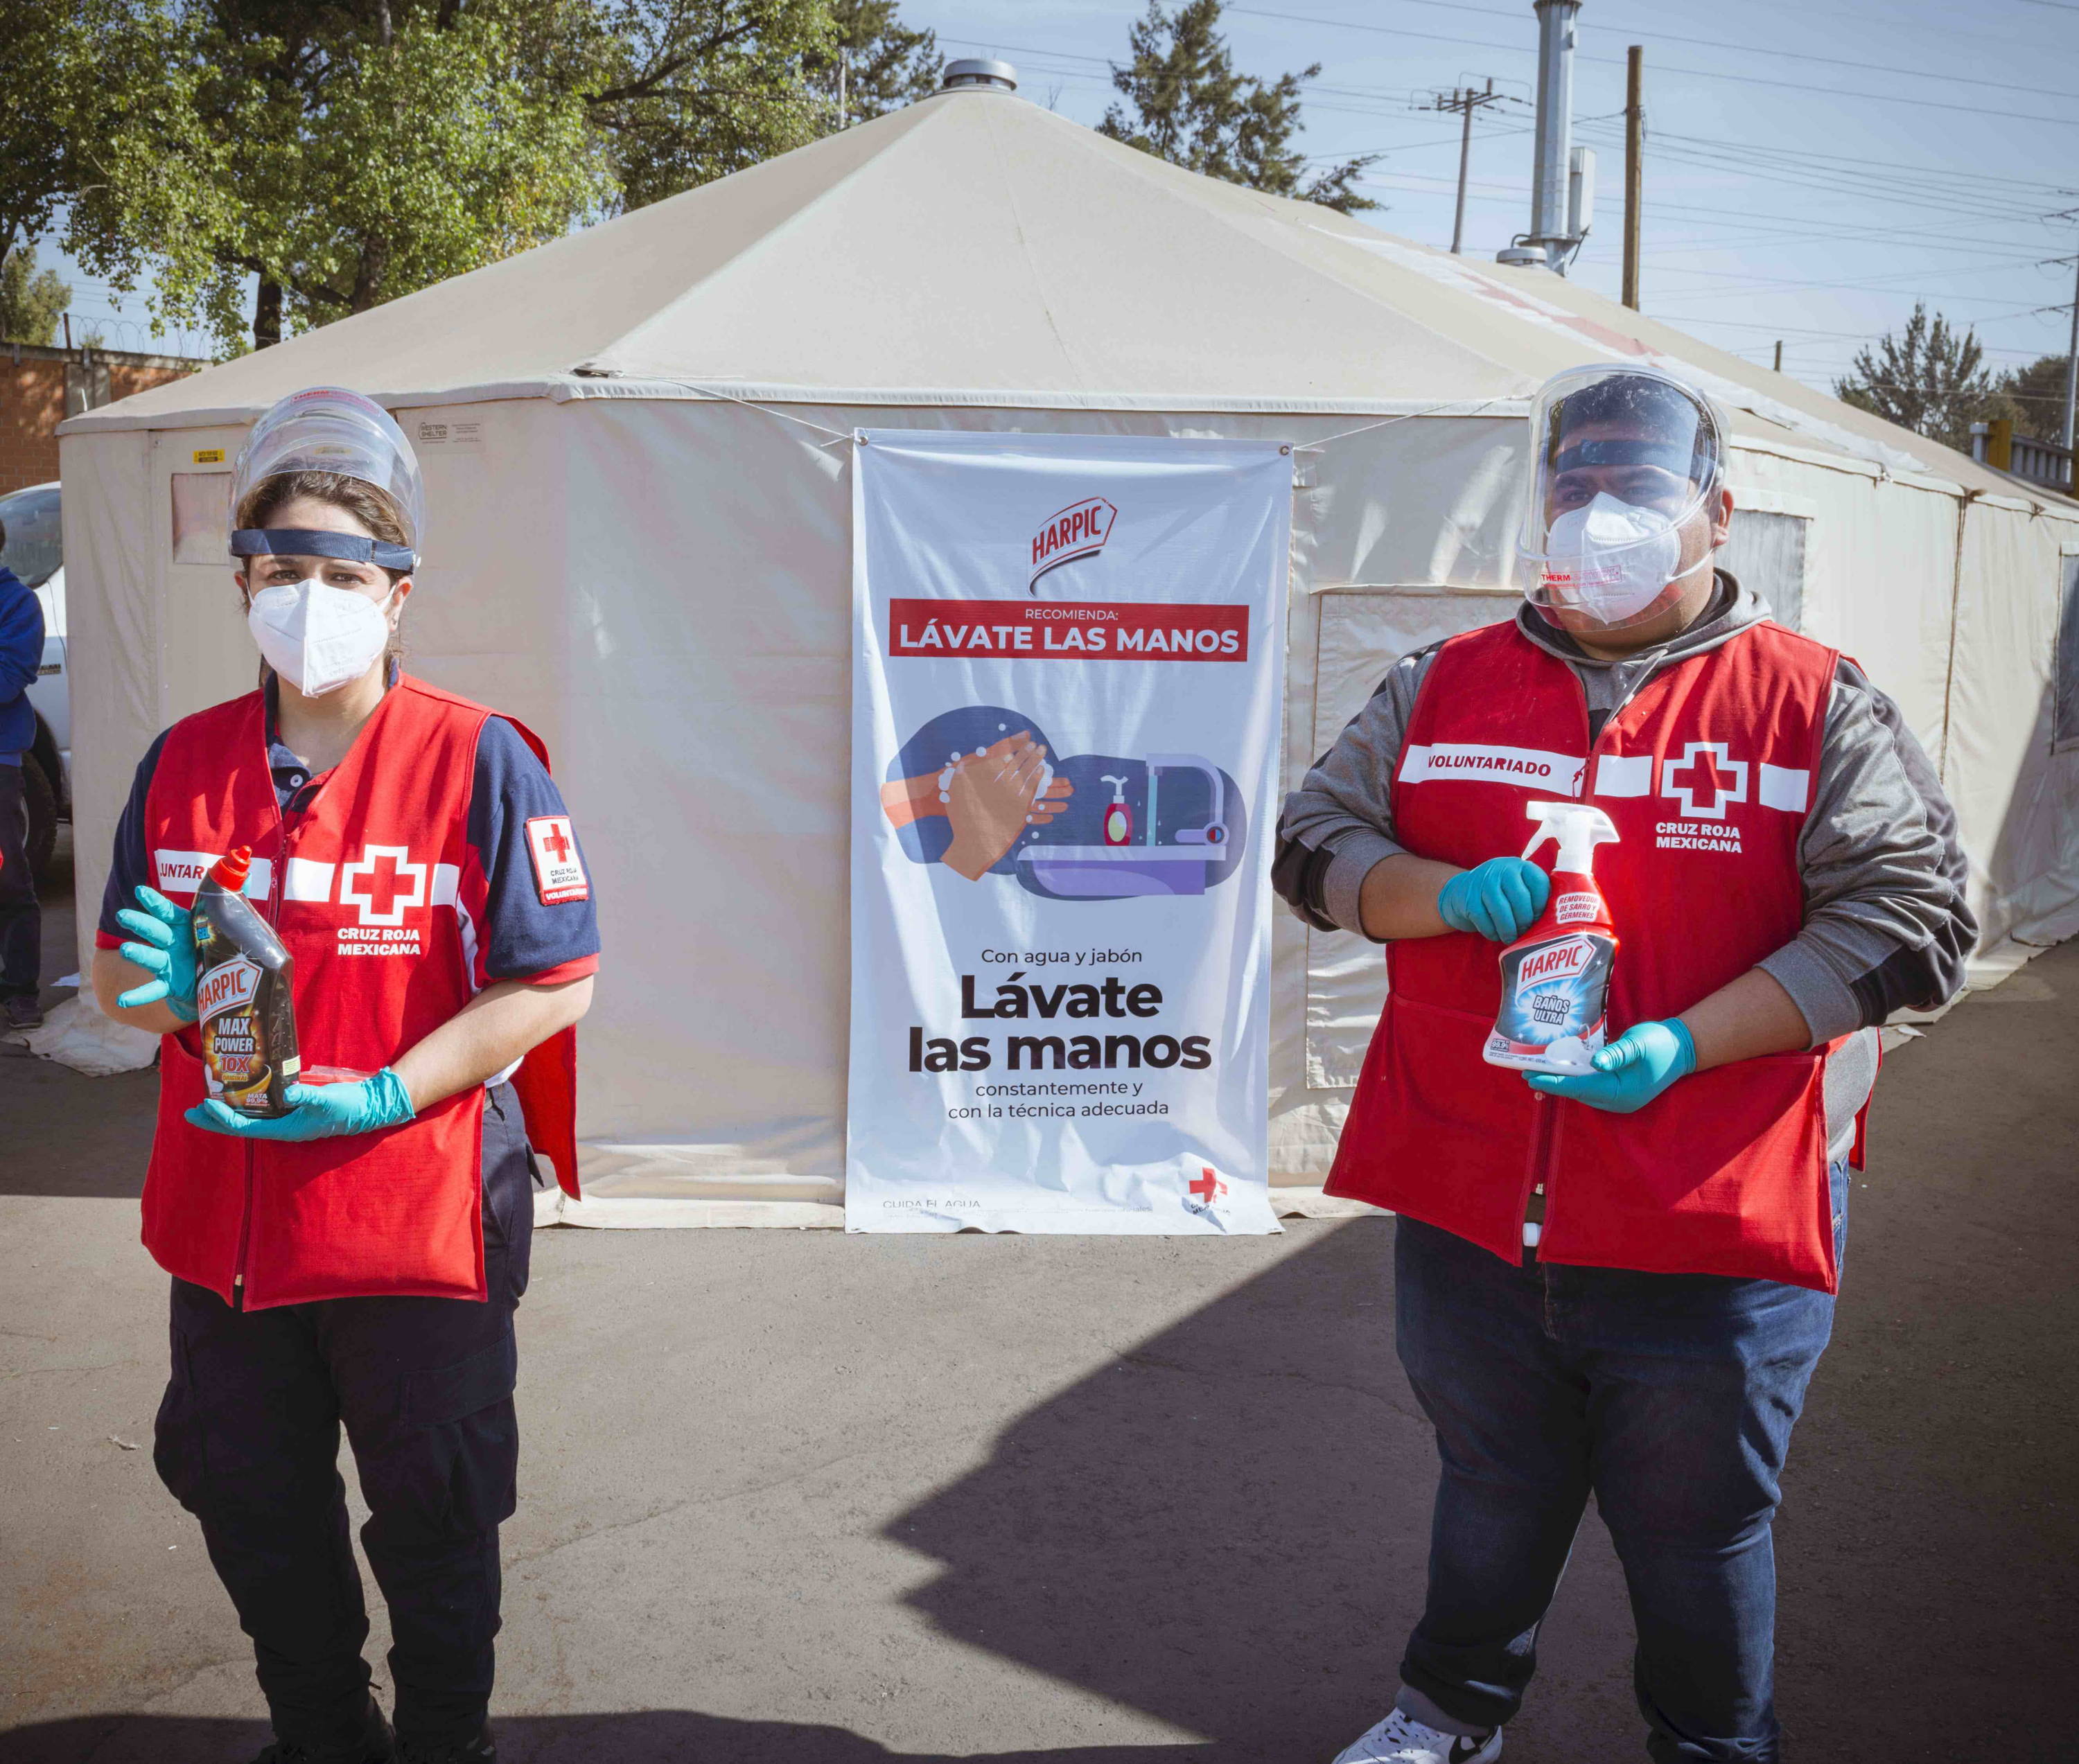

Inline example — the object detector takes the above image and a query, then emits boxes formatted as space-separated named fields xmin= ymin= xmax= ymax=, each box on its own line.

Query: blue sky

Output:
xmin=910 ymin=0 xmax=2079 ymax=398
xmin=36 ymin=0 xmax=2079 ymax=405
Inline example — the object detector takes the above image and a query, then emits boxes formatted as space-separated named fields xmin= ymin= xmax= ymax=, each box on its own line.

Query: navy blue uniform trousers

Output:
xmin=153 ymin=1085 xmax=536 ymax=1752
xmin=1395 ymin=1163 xmax=1850 ymax=1764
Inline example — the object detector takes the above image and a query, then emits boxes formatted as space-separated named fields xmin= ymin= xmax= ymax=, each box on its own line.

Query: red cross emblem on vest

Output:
xmin=338 ymin=844 xmax=428 ymax=926
xmin=1660 ymin=741 xmax=1749 ymax=821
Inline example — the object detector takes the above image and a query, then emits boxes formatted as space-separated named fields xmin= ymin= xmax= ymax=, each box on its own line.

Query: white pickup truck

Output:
xmin=1 ymin=481 xmax=69 ymax=881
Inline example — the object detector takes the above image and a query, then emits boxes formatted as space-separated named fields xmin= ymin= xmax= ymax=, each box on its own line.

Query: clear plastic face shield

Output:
xmin=228 ymin=388 xmax=423 ymax=696
xmin=1518 ymin=364 xmax=1727 ymax=634
xmin=228 ymin=386 xmax=425 ymax=570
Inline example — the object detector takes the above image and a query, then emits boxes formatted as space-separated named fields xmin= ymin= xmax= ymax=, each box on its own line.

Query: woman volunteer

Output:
xmin=92 ymin=387 xmax=599 ymax=1764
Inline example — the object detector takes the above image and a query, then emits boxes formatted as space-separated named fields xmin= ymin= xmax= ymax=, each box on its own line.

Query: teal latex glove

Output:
xmin=1437 ymin=857 xmax=1551 ymax=942
xmin=1525 ymin=1019 xmax=1697 ymax=1113
xmin=114 ymin=886 xmax=200 ymax=1021
xmin=186 ymin=1068 xmax=416 ymax=1141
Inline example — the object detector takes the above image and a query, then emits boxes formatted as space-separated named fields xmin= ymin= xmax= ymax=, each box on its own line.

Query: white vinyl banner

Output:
xmin=848 ymin=430 xmax=1292 ymax=1233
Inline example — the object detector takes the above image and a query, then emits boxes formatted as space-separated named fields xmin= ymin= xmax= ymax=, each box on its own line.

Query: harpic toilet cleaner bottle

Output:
xmin=1484 ymin=801 xmax=1620 ymax=1076
xmin=193 ymin=846 xmax=301 ymax=1117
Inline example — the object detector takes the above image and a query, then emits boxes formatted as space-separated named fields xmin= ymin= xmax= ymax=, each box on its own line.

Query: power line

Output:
xmin=1235 ymin=0 xmax=2078 ymax=98
xmin=1222 ymin=6 xmax=2079 ymax=127
xmin=1571 ymin=121 xmax=2066 ymax=228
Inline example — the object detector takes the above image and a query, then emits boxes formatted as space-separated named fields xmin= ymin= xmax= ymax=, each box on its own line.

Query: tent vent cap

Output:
xmin=941 ymin=58 xmax=1017 ymax=92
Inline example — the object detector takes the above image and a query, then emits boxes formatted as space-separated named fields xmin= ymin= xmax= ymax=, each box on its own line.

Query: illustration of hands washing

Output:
xmin=880 ymin=705 xmax=1245 ymax=900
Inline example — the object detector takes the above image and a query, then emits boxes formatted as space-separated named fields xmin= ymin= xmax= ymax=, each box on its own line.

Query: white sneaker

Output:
xmin=1330 ymin=1707 xmax=1502 ymax=1764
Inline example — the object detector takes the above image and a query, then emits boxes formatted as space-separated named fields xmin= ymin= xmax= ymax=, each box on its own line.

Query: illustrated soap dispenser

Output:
xmin=1100 ymin=775 xmax=1133 ymax=847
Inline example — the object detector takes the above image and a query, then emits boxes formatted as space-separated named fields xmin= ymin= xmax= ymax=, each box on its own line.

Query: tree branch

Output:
xmin=583 ymin=18 xmax=761 ymax=106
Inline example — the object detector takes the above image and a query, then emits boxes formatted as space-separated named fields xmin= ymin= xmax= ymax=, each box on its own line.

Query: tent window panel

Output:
xmin=2055 ymin=554 xmax=2079 ymax=753
xmin=171 ymin=473 xmax=233 ymax=566
xmin=1721 ymin=509 xmax=1807 ymax=631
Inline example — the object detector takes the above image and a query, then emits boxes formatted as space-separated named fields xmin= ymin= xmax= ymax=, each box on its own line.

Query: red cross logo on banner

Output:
xmin=337 ymin=845 xmax=428 ymax=926
xmin=1660 ymin=741 xmax=1749 ymax=821
xmin=1190 ymin=1166 xmax=1226 ymax=1204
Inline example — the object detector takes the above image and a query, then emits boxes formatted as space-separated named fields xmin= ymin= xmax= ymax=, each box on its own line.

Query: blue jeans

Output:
xmin=1394 ymin=1162 xmax=1848 ymax=1763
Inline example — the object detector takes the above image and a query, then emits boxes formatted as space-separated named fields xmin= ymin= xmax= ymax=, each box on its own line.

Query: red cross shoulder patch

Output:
xmin=525 ymin=816 xmax=589 ymax=904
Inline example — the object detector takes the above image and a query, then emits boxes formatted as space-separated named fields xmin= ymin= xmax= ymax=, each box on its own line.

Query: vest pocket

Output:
xmin=1328 ymin=991 xmax=1540 ymax=1263
xmin=1545 ymin=1051 xmax=1835 ymax=1289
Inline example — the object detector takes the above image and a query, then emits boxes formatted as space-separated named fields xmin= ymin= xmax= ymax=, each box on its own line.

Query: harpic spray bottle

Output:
xmin=192 ymin=846 xmax=301 ymax=1117
xmin=1484 ymin=801 xmax=1620 ymax=1075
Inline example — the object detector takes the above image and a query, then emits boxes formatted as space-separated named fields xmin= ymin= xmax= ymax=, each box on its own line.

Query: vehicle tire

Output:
xmin=21 ymin=754 xmax=58 ymax=885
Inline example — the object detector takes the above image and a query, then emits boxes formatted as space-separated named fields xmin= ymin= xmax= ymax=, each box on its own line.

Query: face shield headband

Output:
xmin=1550 ymin=438 xmax=1715 ymax=488
xmin=231 ymin=527 xmax=417 ymax=571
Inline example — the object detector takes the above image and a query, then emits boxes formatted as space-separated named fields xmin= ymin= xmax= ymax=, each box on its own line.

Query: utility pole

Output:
xmin=1773 ymin=339 xmax=1782 ymax=373
xmin=2062 ymin=247 xmax=2078 ymax=460
xmin=1622 ymin=46 xmax=1643 ymax=310
xmin=1421 ymin=79 xmax=1506 ymax=255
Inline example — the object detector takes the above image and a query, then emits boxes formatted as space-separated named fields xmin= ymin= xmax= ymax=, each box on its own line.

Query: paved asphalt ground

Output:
xmin=5 ymin=833 xmax=2076 ymax=1763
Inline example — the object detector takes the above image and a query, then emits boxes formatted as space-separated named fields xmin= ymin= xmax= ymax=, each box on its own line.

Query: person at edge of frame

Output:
xmin=1274 ymin=361 xmax=1974 ymax=1764
xmin=0 ymin=505 xmax=48 ymax=1029
xmin=91 ymin=386 xmax=599 ymax=1764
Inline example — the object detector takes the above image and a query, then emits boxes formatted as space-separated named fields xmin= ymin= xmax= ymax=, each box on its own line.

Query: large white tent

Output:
xmin=60 ymin=77 xmax=2079 ymax=1224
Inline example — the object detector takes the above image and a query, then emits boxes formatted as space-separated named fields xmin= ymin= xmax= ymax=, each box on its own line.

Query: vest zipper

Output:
xmin=230 ymin=734 xmax=294 ymax=1309
xmin=1527 ymin=657 xmax=1665 ymax=1251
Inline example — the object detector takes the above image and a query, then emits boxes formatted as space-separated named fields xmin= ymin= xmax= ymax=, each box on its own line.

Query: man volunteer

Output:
xmin=1275 ymin=363 xmax=1974 ymax=1764
xmin=94 ymin=388 xmax=599 ymax=1764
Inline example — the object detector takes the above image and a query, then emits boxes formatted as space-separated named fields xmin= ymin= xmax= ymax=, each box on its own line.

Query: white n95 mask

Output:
xmin=247 ymin=579 xmax=396 ymax=696
xmin=1541 ymin=493 xmax=1697 ymax=628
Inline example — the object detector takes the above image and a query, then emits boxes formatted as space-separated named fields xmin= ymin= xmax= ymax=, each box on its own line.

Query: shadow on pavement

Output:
xmin=0 ymin=1715 xmax=1226 ymax=1764
xmin=893 ymin=1220 xmax=1443 ymax=1759
xmin=888 ymin=944 xmax=2079 ymax=1763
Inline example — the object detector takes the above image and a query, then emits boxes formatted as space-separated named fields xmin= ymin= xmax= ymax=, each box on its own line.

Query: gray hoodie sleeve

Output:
xmin=1271 ymin=646 xmax=1439 ymax=937
xmin=1757 ymin=660 xmax=1977 ymax=1043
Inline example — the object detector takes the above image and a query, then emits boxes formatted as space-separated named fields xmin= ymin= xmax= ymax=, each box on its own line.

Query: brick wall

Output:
xmin=0 ymin=358 xmax=67 ymax=494
xmin=0 ymin=346 xmax=208 ymax=495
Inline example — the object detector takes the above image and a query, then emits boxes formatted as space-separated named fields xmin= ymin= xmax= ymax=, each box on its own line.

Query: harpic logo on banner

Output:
xmin=1029 ymin=497 xmax=1117 ymax=592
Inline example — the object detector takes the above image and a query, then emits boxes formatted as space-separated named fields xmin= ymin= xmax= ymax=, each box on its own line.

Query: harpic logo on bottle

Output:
xmin=1517 ymin=937 xmax=1594 ymax=987
xmin=1029 ymin=497 xmax=1117 ymax=592
xmin=196 ymin=956 xmax=260 ymax=1025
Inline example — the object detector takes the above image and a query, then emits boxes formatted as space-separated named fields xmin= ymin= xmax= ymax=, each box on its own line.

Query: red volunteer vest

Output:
xmin=1326 ymin=618 xmax=1843 ymax=1291
xmin=139 ymin=676 xmax=577 ymax=1309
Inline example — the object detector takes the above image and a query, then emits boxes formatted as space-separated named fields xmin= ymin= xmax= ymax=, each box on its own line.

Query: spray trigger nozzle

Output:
xmin=1520 ymin=799 xmax=1620 ymax=872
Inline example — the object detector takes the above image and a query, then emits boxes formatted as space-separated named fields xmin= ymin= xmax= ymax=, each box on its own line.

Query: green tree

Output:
xmin=0 ymin=249 xmax=72 ymax=346
xmin=66 ymin=0 xmax=618 ymax=351
xmin=1998 ymin=351 xmax=2074 ymax=443
xmin=61 ymin=0 xmax=839 ymax=353
xmin=581 ymin=0 xmax=835 ymax=213
xmin=0 ymin=0 xmax=84 ymax=269
xmin=809 ymin=0 xmax=942 ymax=127
xmin=1836 ymin=303 xmax=2003 ymax=452
xmin=1099 ymin=0 xmax=1378 ymax=213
